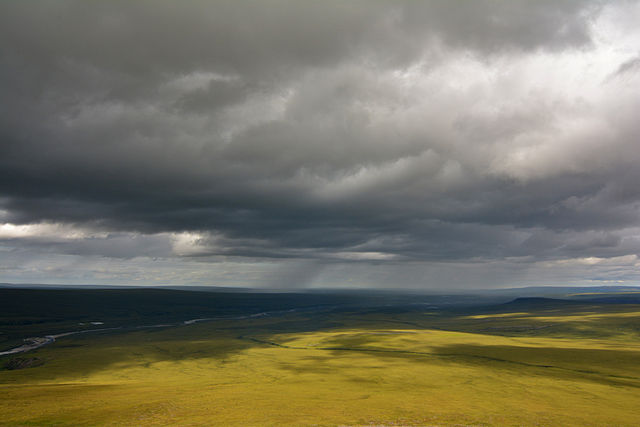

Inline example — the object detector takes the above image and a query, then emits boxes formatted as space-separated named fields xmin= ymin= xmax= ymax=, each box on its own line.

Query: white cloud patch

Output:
xmin=0 ymin=223 xmax=108 ymax=240
xmin=170 ymin=231 xmax=213 ymax=256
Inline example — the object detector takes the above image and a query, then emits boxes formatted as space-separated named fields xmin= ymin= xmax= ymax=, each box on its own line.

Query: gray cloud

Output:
xmin=1 ymin=0 xmax=640 ymax=288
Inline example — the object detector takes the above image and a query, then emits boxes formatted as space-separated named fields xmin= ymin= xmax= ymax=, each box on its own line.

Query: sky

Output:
xmin=1 ymin=1 xmax=640 ymax=290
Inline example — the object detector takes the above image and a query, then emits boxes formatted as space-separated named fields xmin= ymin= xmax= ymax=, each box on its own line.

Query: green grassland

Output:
xmin=2 ymin=291 xmax=640 ymax=426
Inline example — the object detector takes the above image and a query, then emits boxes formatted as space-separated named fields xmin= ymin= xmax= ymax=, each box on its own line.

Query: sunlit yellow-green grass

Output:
xmin=2 ymin=309 xmax=640 ymax=426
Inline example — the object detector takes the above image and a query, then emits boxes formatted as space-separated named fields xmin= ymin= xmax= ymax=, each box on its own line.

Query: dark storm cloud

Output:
xmin=1 ymin=1 xmax=640 ymax=287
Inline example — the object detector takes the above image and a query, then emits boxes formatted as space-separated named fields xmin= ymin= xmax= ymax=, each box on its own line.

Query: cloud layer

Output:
xmin=1 ymin=1 xmax=640 ymax=288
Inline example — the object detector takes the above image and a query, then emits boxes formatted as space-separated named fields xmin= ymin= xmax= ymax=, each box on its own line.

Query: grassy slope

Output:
xmin=1 ymin=294 xmax=640 ymax=426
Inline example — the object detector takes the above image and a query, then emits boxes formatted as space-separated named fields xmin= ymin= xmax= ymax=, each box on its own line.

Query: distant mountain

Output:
xmin=503 ymin=297 xmax=585 ymax=307
xmin=480 ymin=286 xmax=640 ymax=298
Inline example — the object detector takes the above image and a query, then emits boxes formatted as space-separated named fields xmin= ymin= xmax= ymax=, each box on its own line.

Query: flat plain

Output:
xmin=1 ymin=288 xmax=640 ymax=426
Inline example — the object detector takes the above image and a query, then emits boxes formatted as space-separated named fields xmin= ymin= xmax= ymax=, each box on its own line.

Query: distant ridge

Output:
xmin=484 ymin=285 xmax=640 ymax=296
xmin=503 ymin=297 xmax=584 ymax=307
xmin=572 ymin=295 xmax=640 ymax=304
